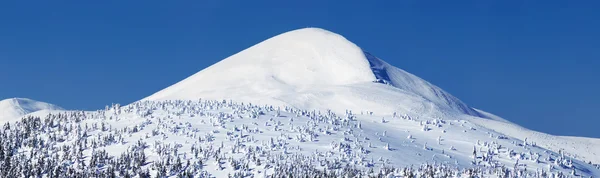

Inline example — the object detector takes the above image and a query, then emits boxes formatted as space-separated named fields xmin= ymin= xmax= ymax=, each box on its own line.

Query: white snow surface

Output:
xmin=0 ymin=98 xmax=63 ymax=123
xmin=2 ymin=28 xmax=598 ymax=177
xmin=468 ymin=109 xmax=600 ymax=165
xmin=144 ymin=28 xmax=479 ymax=117
xmin=143 ymin=27 xmax=599 ymax=166
xmin=5 ymin=100 xmax=598 ymax=177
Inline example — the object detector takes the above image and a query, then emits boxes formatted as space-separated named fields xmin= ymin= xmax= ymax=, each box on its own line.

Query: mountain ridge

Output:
xmin=0 ymin=97 xmax=64 ymax=123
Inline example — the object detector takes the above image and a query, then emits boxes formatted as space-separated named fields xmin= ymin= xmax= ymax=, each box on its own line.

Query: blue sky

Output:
xmin=1 ymin=1 xmax=598 ymax=138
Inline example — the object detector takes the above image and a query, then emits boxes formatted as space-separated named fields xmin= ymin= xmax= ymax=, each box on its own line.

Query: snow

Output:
xmin=139 ymin=27 xmax=600 ymax=176
xmin=2 ymin=27 xmax=599 ymax=177
xmin=3 ymin=100 xmax=598 ymax=177
xmin=143 ymin=28 xmax=479 ymax=117
xmin=466 ymin=112 xmax=600 ymax=164
xmin=0 ymin=98 xmax=63 ymax=123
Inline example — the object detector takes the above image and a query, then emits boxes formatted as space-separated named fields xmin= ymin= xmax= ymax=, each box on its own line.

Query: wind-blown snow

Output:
xmin=363 ymin=52 xmax=480 ymax=117
xmin=0 ymin=98 xmax=63 ymax=123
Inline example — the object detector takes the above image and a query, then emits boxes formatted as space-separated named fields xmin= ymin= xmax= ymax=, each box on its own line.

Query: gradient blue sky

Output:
xmin=1 ymin=1 xmax=598 ymax=138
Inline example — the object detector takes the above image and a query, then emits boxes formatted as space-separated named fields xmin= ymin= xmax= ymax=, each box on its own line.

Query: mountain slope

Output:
xmin=0 ymin=98 xmax=63 ymax=123
xmin=467 ymin=112 xmax=600 ymax=164
xmin=144 ymin=28 xmax=479 ymax=117
xmin=143 ymin=27 xmax=600 ymax=166
xmin=1 ymin=100 xmax=597 ymax=177
xmin=1 ymin=28 xmax=598 ymax=177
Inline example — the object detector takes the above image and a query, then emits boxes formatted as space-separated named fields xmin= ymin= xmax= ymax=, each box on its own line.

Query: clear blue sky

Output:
xmin=1 ymin=1 xmax=598 ymax=138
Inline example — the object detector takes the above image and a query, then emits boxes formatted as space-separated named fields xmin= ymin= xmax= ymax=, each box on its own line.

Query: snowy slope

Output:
xmin=139 ymin=27 xmax=600 ymax=176
xmin=2 ymin=28 xmax=598 ymax=177
xmin=467 ymin=110 xmax=600 ymax=164
xmin=0 ymin=98 xmax=63 ymax=123
xmin=144 ymin=28 xmax=480 ymax=118
xmin=144 ymin=27 xmax=599 ymax=161
xmin=2 ymin=100 xmax=598 ymax=177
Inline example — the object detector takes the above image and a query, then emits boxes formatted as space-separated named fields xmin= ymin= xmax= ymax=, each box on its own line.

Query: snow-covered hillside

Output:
xmin=143 ymin=28 xmax=479 ymax=118
xmin=466 ymin=111 xmax=600 ymax=166
xmin=143 ymin=27 xmax=600 ymax=167
xmin=1 ymin=100 xmax=597 ymax=177
xmin=2 ymin=27 xmax=599 ymax=177
xmin=0 ymin=98 xmax=63 ymax=123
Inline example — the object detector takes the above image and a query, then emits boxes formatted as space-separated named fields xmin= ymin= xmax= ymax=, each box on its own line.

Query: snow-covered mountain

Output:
xmin=1 ymin=28 xmax=599 ymax=177
xmin=0 ymin=98 xmax=63 ymax=123
xmin=144 ymin=28 xmax=480 ymax=118
xmin=144 ymin=27 xmax=600 ymax=164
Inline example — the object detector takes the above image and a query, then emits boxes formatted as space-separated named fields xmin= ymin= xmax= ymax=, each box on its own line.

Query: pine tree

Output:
xmin=0 ymin=142 xmax=4 ymax=161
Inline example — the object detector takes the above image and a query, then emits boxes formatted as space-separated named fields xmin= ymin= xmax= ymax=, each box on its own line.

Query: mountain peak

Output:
xmin=210 ymin=27 xmax=377 ymax=87
xmin=144 ymin=28 xmax=480 ymax=117
xmin=0 ymin=98 xmax=63 ymax=121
